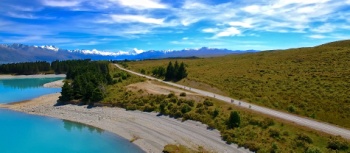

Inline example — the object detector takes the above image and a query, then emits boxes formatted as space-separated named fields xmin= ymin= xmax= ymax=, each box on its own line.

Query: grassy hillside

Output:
xmin=102 ymin=64 xmax=350 ymax=153
xmin=126 ymin=40 xmax=350 ymax=128
xmin=99 ymin=68 xmax=350 ymax=153
xmin=319 ymin=39 xmax=350 ymax=47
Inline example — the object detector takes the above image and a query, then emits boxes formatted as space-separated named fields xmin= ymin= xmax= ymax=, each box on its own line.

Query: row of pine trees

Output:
xmin=152 ymin=61 xmax=188 ymax=81
xmin=0 ymin=61 xmax=51 ymax=75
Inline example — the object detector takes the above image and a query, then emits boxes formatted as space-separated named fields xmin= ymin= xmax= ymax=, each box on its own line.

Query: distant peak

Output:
xmin=132 ymin=48 xmax=144 ymax=54
xmin=39 ymin=45 xmax=59 ymax=52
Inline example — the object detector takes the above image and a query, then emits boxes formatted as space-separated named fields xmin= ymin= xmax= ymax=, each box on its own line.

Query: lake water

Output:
xmin=0 ymin=77 xmax=63 ymax=104
xmin=0 ymin=78 xmax=144 ymax=153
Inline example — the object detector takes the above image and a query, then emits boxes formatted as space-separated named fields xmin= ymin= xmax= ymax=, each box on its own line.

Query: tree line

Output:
xmin=0 ymin=61 xmax=51 ymax=75
xmin=152 ymin=61 xmax=188 ymax=81
xmin=0 ymin=60 xmax=114 ymax=105
xmin=0 ymin=59 xmax=94 ymax=75
xmin=59 ymin=60 xmax=113 ymax=106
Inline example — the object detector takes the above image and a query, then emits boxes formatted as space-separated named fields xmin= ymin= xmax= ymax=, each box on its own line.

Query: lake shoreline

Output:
xmin=3 ymin=93 xmax=249 ymax=153
xmin=0 ymin=74 xmax=66 ymax=79
xmin=2 ymin=77 xmax=249 ymax=152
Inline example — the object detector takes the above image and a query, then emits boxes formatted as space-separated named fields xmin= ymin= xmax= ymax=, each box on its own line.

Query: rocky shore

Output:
xmin=3 ymin=93 xmax=249 ymax=153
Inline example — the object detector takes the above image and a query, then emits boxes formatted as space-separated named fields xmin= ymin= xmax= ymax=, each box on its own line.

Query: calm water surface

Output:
xmin=0 ymin=78 xmax=144 ymax=153
xmin=0 ymin=109 xmax=144 ymax=153
xmin=0 ymin=77 xmax=63 ymax=103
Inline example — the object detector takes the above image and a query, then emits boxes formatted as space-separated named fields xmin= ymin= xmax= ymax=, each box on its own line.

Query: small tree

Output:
xmin=228 ymin=111 xmax=241 ymax=129
xmin=174 ymin=61 xmax=179 ymax=80
xmin=105 ymin=73 xmax=113 ymax=85
xmin=140 ymin=69 xmax=146 ymax=74
xmin=59 ymin=82 xmax=73 ymax=102
xmin=91 ymin=88 xmax=104 ymax=103
xmin=158 ymin=67 xmax=166 ymax=77
xmin=177 ymin=62 xmax=188 ymax=80
xmin=165 ymin=61 xmax=174 ymax=81
xmin=160 ymin=103 xmax=166 ymax=114
xmin=212 ymin=108 xmax=219 ymax=118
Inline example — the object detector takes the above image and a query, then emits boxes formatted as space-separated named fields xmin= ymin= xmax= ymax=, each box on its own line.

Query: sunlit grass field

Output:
xmin=126 ymin=40 xmax=350 ymax=128
xmin=103 ymin=62 xmax=350 ymax=152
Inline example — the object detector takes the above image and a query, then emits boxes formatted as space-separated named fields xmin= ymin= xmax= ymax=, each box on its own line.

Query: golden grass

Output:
xmin=104 ymin=65 xmax=350 ymax=152
xmin=127 ymin=44 xmax=350 ymax=129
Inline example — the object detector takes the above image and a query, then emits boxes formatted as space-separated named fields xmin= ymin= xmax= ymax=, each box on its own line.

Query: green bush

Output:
xmin=143 ymin=104 xmax=155 ymax=112
xmin=327 ymin=137 xmax=349 ymax=150
xmin=305 ymin=146 xmax=322 ymax=153
xmin=181 ymin=104 xmax=192 ymax=114
xmin=180 ymin=92 xmax=186 ymax=97
xmin=196 ymin=103 xmax=203 ymax=108
xmin=168 ymin=92 xmax=176 ymax=98
xmin=269 ymin=129 xmax=280 ymax=139
xmin=227 ymin=111 xmax=240 ymax=129
xmin=203 ymin=99 xmax=214 ymax=106
xmin=126 ymin=104 xmax=137 ymax=111
xmin=174 ymin=111 xmax=183 ymax=118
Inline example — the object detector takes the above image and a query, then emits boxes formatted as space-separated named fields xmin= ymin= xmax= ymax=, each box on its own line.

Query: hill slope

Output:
xmin=318 ymin=39 xmax=350 ymax=47
xmin=127 ymin=40 xmax=350 ymax=128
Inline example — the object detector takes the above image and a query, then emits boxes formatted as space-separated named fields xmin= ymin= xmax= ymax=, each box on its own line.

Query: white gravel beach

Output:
xmin=43 ymin=79 xmax=64 ymax=88
xmin=0 ymin=76 xmax=250 ymax=153
xmin=2 ymin=93 xmax=250 ymax=153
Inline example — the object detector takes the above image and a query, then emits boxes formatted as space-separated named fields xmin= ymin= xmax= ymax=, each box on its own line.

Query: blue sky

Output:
xmin=1 ymin=0 xmax=350 ymax=52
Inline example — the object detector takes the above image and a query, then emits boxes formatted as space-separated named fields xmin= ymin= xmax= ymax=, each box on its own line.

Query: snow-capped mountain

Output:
xmin=34 ymin=45 xmax=60 ymax=52
xmin=0 ymin=43 xmax=258 ymax=63
xmin=70 ymin=48 xmax=144 ymax=56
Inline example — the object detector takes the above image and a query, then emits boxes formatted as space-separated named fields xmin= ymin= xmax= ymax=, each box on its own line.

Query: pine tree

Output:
xmin=91 ymin=88 xmax=104 ymax=103
xmin=158 ymin=66 xmax=166 ymax=77
xmin=165 ymin=61 xmax=174 ymax=81
xmin=177 ymin=62 xmax=187 ymax=80
xmin=174 ymin=61 xmax=179 ymax=80
xmin=228 ymin=111 xmax=241 ymax=129
xmin=105 ymin=73 xmax=113 ymax=85
xmin=59 ymin=82 xmax=73 ymax=102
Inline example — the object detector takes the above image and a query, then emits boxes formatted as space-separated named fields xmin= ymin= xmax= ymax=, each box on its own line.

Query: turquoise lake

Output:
xmin=0 ymin=77 xmax=144 ymax=153
xmin=0 ymin=77 xmax=63 ymax=104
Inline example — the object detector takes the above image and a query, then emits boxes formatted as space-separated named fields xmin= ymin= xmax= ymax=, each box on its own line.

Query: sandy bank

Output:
xmin=5 ymin=94 xmax=250 ymax=153
xmin=43 ymin=79 xmax=64 ymax=88
xmin=0 ymin=74 xmax=66 ymax=79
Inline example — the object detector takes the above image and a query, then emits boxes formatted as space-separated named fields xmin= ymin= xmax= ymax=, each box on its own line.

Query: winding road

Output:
xmin=115 ymin=64 xmax=350 ymax=140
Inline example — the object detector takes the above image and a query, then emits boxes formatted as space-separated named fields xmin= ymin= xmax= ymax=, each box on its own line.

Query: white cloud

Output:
xmin=228 ymin=20 xmax=253 ymax=28
xmin=43 ymin=0 xmax=81 ymax=7
xmin=214 ymin=27 xmax=241 ymax=38
xmin=0 ymin=19 xmax=11 ymax=26
xmin=8 ymin=5 xmax=42 ymax=12
xmin=7 ymin=12 xmax=38 ymax=19
xmin=2 ymin=0 xmax=350 ymax=49
xmin=114 ymin=0 xmax=167 ymax=10
xmin=308 ymin=34 xmax=326 ymax=39
xmin=0 ymin=35 xmax=72 ymax=44
xmin=170 ymin=40 xmax=195 ymax=45
xmin=176 ymin=0 xmax=237 ymax=26
xmin=238 ymin=0 xmax=346 ymax=34
xmin=202 ymin=28 xmax=219 ymax=33
xmin=70 ymin=41 xmax=100 ymax=46
xmin=110 ymin=14 xmax=164 ymax=24
xmin=312 ymin=24 xmax=335 ymax=33
xmin=242 ymin=5 xmax=262 ymax=14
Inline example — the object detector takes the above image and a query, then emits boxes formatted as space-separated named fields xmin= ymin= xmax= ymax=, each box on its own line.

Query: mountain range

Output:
xmin=0 ymin=43 xmax=258 ymax=63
